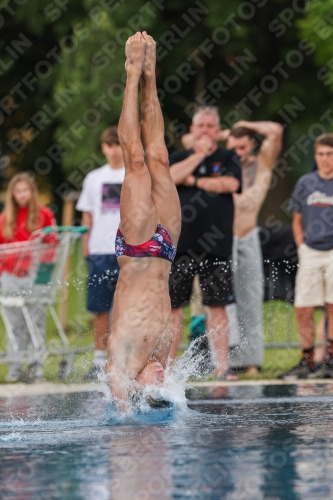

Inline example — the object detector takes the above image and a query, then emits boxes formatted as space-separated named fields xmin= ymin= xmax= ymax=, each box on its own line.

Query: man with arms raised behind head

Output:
xmin=169 ymin=106 xmax=242 ymax=381
xmin=181 ymin=120 xmax=283 ymax=374
xmin=226 ymin=122 xmax=283 ymax=374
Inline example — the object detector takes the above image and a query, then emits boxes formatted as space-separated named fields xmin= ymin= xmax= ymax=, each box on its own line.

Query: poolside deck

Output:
xmin=1 ymin=379 xmax=333 ymax=397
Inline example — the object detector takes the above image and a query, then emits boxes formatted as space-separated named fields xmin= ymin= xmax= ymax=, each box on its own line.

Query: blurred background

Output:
xmin=1 ymin=0 xmax=332 ymax=223
xmin=0 ymin=0 xmax=332 ymax=380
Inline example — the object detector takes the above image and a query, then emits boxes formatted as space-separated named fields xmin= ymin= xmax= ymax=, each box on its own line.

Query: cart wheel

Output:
xmin=65 ymin=353 xmax=74 ymax=377
xmin=59 ymin=354 xmax=73 ymax=380
xmin=58 ymin=359 xmax=67 ymax=381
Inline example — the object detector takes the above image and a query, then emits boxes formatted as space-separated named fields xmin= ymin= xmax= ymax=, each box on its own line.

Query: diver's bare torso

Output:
xmin=111 ymin=256 xmax=173 ymax=371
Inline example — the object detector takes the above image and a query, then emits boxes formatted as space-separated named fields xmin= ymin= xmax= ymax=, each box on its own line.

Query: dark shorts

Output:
xmin=86 ymin=254 xmax=119 ymax=314
xmin=169 ymin=254 xmax=235 ymax=309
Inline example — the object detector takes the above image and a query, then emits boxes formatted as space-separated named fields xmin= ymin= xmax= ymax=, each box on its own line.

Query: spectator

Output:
xmin=169 ymin=106 xmax=242 ymax=380
xmin=76 ymin=126 xmax=125 ymax=380
xmin=226 ymin=122 xmax=283 ymax=374
xmin=281 ymin=133 xmax=333 ymax=379
xmin=181 ymin=121 xmax=283 ymax=375
xmin=0 ymin=172 xmax=56 ymax=382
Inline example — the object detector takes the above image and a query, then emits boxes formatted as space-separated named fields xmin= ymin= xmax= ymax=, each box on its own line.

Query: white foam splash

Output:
xmin=98 ymin=334 xmax=211 ymax=414
xmin=0 ymin=432 xmax=22 ymax=442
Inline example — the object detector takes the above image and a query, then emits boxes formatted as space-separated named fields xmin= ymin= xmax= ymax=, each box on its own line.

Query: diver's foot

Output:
xmin=125 ymin=32 xmax=145 ymax=74
xmin=136 ymin=361 xmax=165 ymax=386
xmin=141 ymin=31 xmax=156 ymax=77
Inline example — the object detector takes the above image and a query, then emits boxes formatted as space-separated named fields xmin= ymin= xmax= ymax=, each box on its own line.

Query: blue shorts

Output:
xmin=86 ymin=254 xmax=119 ymax=314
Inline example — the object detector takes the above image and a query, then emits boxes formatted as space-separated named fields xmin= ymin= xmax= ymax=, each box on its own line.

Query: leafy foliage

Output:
xmin=1 ymin=0 xmax=333 ymax=207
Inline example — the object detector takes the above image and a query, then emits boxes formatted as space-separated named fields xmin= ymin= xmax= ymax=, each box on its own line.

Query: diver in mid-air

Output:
xmin=106 ymin=32 xmax=181 ymax=411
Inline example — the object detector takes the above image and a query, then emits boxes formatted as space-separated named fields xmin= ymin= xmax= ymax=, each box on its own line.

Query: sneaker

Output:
xmin=83 ymin=365 xmax=102 ymax=381
xmin=323 ymin=360 xmax=333 ymax=379
xmin=278 ymin=359 xmax=317 ymax=380
xmin=5 ymin=373 xmax=21 ymax=383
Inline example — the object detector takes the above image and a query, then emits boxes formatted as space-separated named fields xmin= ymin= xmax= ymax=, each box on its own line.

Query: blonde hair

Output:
xmin=192 ymin=106 xmax=220 ymax=126
xmin=2 ymin=172 xmax=40 ymax=239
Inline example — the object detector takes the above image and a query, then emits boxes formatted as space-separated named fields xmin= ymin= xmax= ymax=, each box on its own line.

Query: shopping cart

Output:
xmin=0 ymin=226 xmax=89 ymax=381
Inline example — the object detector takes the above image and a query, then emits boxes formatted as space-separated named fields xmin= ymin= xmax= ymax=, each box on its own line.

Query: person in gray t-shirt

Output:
xmin=280 ymin=133 xmax=333 ymax=380
xmin=289 ymin=171 xmax=333 ymax=251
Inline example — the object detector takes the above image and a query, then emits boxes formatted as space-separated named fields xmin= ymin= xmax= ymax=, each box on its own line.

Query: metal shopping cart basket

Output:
xmin=0 ymin=226 xmax=89 ymax=381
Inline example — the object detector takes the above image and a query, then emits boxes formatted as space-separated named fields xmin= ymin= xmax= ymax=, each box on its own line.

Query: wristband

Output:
xmin=194 ymin=177 xmax=198 ymax=188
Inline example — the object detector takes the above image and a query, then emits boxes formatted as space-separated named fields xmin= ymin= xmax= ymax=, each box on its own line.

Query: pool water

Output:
xmin=1 ymin=383 xmax=333 ymax=499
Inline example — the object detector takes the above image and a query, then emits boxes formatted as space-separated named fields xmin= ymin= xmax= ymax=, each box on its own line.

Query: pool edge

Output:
xmin=0 ymin=379 xmax=333 ymax=397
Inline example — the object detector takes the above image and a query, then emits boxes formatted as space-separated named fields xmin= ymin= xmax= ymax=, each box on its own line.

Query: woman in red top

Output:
xmin=0 ymin=172 xmax=56 ymax=382
xmin=0 ymin=172 xmax=55 ymax=244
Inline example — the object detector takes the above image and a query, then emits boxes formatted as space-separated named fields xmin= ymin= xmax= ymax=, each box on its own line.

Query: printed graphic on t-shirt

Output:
xmin=307 ymin=191 xmax=333 ymax=207
xmin=101 ymin=183 xmax=122 ymax=211
xmin=211 ymin=162 xmax=222 ymax=177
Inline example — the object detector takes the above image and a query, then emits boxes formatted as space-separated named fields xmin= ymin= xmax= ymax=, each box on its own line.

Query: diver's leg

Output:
xmin=139 ymin=33 xmax=181 ymax=245
xmin=118 ymin=32 xmax=156 ymax=244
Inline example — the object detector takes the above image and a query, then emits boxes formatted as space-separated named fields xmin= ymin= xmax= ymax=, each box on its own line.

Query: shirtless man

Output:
xmin=226 ymin=122 xmax=283 ymax=373
xmin=106 ymin=32 xmax=181 ymax=411
xmin=182 ymin=121 xmax=283 ymax=374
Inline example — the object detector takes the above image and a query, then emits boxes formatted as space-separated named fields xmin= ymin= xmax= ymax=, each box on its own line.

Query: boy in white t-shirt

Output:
xmin=76 ymin=126 xmax=125 ymax=380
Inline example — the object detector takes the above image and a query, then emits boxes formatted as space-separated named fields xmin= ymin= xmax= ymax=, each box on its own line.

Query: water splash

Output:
xmin=0 ymin=432 xmax=22 ymax=442
xmin=97 ymin=334 xmax=211 ymax=416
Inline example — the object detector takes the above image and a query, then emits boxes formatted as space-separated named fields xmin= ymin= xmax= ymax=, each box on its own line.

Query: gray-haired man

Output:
xmin=168 ymin=106 xmax=242 ymax=380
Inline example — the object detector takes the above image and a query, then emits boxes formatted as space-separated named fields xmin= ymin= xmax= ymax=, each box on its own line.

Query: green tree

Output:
xmin=0 ymin=0 xmax=86 ymax=201
xmin=298 ymin=1 xmax=333 ymax=61
xmin=54 ymin=0 xmax=158 ymax=181
xmin=3 ymin=0 xmax=333 ymax=220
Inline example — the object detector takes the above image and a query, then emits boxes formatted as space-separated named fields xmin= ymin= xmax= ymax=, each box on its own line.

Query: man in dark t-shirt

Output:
xmin=169 ymin=106 xmax=242 ymax=380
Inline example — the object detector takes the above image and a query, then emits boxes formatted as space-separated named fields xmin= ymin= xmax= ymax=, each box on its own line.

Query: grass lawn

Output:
xmin=0 ymin=244 xmax=323 ymax=383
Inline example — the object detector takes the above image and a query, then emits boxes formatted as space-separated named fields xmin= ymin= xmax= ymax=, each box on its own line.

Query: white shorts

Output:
xmin=295 ymin=244 xmax=333 ymax=307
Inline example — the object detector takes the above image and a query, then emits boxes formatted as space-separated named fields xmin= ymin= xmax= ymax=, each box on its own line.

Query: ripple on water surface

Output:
xmin=0 ymin=383 xmax=333 ymax=499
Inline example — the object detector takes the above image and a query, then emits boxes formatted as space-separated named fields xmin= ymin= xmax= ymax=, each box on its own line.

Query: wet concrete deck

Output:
xmin=1 ymin=378 xmax=333 ymax=397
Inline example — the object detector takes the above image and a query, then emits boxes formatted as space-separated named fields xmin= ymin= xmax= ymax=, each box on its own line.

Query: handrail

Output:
xmin=42 ymin=226 xmax=89 ymax=234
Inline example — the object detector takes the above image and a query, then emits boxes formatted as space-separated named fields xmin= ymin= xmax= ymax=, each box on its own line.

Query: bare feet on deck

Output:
xmin=125 ymin=32 xmax=146 ymax=74
xmin=141 ymin=31 xmax=156 ymax=77
xmin=136 ymin=361 xmax=165 ymax=386
xmin=246 ymin=366 xmax=259 ymax=376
